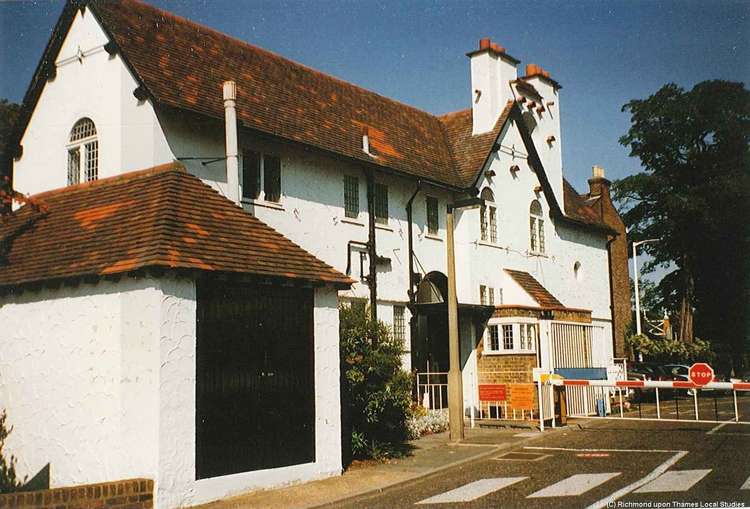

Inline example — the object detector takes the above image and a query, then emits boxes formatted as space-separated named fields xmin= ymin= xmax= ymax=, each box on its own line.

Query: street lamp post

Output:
xmin=446 ymin=197 xmax=484 ymax=443
xmin=632 ymin=239 xmax=658 ymax=361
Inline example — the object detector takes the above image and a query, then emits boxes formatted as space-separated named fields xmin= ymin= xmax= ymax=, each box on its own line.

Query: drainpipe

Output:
xmin=365 ymin=169 xmax=378 ymax=328
xmin=406 ymin=181 xmax=422 ymax=304
xmin=223 ymin=80 xmax=240 ymax=204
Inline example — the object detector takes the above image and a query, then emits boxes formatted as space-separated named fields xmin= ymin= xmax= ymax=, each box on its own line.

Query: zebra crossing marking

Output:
xmin=415 ymin=477 xmax=527 ymax=505
xmin=527 ymin=472 xmax=621 ymax=498
xmin=741 ymin=475 xmax=750 ymax=490
xmin=634 ymin=469 xmax=711 ymax=493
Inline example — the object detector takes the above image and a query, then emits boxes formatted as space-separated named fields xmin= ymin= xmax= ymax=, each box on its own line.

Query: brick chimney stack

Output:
xmin=588 ymin=165 xmax=611 ymax=198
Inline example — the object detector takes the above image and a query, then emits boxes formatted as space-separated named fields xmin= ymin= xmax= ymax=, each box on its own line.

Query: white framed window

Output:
xmin=426 ymin=196 xmax=439 ymax=235
xmin=484 ymin=320 xmax=538 ymax=354
xmin=529 ymin=199 xmax=545 ymax=254
xmin=242 ymin=149 xmax=282 ymax=203
xmin=480 ymin=187 xmax=497 ymax=243
xmin=393 ymin=305 xmax=406 ymax=346
xmin=480 ymin=285 xmax=495 ymax=306
xmin=374 ymin=183 xmax=388 ymax=224
xmin=344 ymin=175 xmax=359 ymax=218
xmin=67 ymin=118 xmax=98 ymax=185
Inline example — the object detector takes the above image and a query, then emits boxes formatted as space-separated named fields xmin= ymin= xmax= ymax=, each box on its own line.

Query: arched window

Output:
xmin=529 ymin=199 xmax=545 ymax=253
xmin=574 ymin=261 xmax=583 ymax=281
xmin=67 ymin=118 xmax=98 ymax=185
xmin=480 ymin=187 xmax=497 ymax=243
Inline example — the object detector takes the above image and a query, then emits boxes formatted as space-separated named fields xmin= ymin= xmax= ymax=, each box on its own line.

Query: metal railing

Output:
xmin=416 ymin=371 xmax=448 ymax=410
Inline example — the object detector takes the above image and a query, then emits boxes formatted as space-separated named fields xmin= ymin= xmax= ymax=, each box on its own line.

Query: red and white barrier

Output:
xmin=547 ymin=379 xmax=750 ymax=391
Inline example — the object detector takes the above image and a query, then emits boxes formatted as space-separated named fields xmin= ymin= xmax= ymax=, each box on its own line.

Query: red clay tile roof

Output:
xmin=504 ymin=269 xmax=564 ymax=308
xmin=563 ymin=179 xmax=606 ymax=227
xmin=90 ymin=0 xmax=461 ymax=187
xmin=0 ymin=163 xmax=353 ymax=290
xmin=439 ymin=103 xmax=514 ymax=187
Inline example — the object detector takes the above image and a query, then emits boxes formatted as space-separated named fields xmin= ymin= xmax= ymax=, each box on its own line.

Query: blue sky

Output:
xmin=1 ymin=0 xmax=748 ymax=194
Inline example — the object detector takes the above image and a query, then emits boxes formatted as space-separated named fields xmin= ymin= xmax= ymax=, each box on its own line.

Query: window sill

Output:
xmin=527 ymin=250 xmax=548 ymax=258
xmin=242 ymin=198 xmax=285 ymax=211
xmin=477 ymin=240 xmax=505 ymax=250
xmin=340 ymin=217 xmax=365 ymax=227
xmin=424 ymin=234 xmax=443 ymax=242
xmin=375 ymin=223 xmax=393 ymax=232
xmin=483 ymin=350 xmax=536 ymax=356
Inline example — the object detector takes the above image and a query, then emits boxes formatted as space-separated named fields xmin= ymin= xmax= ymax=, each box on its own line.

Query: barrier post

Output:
xmin=693 ymin=389 xmax=699 ymax=421
xmin=537 ymin=381 xmax=545 ymax=432
xmin=550 ymin=384 xmax=556 ymax=428
xmin=655 ymin=387 xmax=661 ymax=419
xmin=619 ymin=388 xmax=624 ymax=418
xmin=734 ymin=390 xmax=739 ymax=422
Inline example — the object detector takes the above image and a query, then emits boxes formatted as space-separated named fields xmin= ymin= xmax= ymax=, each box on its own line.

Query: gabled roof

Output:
xmin=504 ymin=269 xmax=563 ymax=308
xmin=90 ymin=0 xmax=461 ymax=187
xmin=12 ymin=0 xmax=614 ymax=235
xmin=0 ymin=162 xmax=353 ymax=291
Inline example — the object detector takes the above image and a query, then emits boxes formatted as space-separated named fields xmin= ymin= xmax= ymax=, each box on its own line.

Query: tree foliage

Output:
xmin=626 ymin=333 xmax=714 ymax=364
xmin=339 ymin=304 xmax=413 ymax=461
xmin=0 ymin=409 xmax=25 ymax=494
xmin=0 ymin=99 xmax=21 ymax=181
xmin=613 ymin=80 xmax=750 ymax=369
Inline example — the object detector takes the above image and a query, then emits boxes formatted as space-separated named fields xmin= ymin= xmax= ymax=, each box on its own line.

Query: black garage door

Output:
xmin=196 ymin=280 xmax=315 ymax=479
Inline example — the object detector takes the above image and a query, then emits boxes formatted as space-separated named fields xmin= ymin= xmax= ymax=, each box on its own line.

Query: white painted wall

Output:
xmin=12 ymin=8 xmax=173 ymax=197
xmin=0 ymin=277 xmax=162 ymax=488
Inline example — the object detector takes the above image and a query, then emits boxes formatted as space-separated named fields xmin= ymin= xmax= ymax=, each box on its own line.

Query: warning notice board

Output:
xmin=509 ymin=383 xmax=535 ymax=410
xmin=478 ymin=384 xmax=506 ymax=402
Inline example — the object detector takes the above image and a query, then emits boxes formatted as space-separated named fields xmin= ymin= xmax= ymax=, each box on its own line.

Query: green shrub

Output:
xmin=339 ymin=305 xmax=413 ymax=461
xmin=0 ymin=409 xmax=25 ymax=494
xmin=626 ymin=333 xmax=715 ymax=364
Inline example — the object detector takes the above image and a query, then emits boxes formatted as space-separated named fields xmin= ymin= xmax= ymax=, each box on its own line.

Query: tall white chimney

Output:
xmin=468 ymin=38 xmax=519 ymax=135
xmin=223 ymin=80 xmax=240 ymax=205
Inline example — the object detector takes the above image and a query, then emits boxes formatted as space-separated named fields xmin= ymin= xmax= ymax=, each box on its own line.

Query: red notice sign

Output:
xmin=688 ymin=363 xmax=714 ymax=387
xmin=479 ymin=384 xmax=507 ymax=402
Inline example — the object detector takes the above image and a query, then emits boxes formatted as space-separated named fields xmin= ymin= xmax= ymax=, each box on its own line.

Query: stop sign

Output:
xmin=688 ymin=363 xmax=714 ymax=386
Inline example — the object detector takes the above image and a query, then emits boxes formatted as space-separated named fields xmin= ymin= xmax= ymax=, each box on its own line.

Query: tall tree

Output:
xmin=613 ymin=80 xmax=750 ymax=371
xmin=0 ymin=99 xmax=22 ymax=213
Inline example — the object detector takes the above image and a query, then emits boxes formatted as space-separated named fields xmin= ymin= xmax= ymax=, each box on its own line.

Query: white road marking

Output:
xmin=514 ymin=432 xmax=540 ymax=437
xmin=706 ymin=421 xmax=731 ymax=435
xmin=525 ymin=446 xmax=681 ymax=453
xmin=527 ymin=473 xmax=620 ymax=498
xmin=585 ymin=450 xmax=688 ymax=509
xmin=634 ymin=469 xmax=711 ymax=493
xmin=741 ymin=475 xmax=750 ymax=490
xmin=415 ymin=477 xmax=527 ymax=505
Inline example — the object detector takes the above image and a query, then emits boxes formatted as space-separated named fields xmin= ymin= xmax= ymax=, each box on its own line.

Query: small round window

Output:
xmin=573 ymin=261 xmax=583 ymax=281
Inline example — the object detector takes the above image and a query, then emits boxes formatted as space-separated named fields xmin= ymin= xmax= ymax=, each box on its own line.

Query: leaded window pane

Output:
xmin=489 ymin=207 xmax=497 ymax=243
xmin=84 ymin=140 xmax=98 ymax=182
xmin=67 ymin=148 xmax=80 ymax=185
xmin=69 ymin=118 xmax=96 ymax=142
xmin=488 ymin=287 xmax=494 ymax=306
xmin=374 ymin=183 xmax=388 ymax=224
xmin=393 ymin=305 xmax=405 ymax=345
xmin=242 ymin=150 xmax=261 ymax=200
xmin=530 ymin=217 xmax=537 ymax=252
xmin=480 ymin=205 xmax=488 ymax=241
xmin=502 ymin=324 xmax=514 ymax=350
xmin=344 ymin=175 xmax=359 ymax=218
xmin=489 ymin=325 xmax=499 ymax=351
xmin=426 ymin=196 xmax=438 ymax=235
xmin=263 ymin=155 xmax=281 ymax=202
xmin=538 ymin=219 xmax=545 ymax=253
xmin=479 ymin=285 xmax=487 ymax=305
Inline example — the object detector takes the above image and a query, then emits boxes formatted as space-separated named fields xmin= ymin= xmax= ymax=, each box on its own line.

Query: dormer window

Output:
xmin=480 ymin=187 xmax=497 ymax=243
xmin=67 ymin=118 xmax=98 ymax=185
xmin=529 ymin=199 xmax=545 ymax=254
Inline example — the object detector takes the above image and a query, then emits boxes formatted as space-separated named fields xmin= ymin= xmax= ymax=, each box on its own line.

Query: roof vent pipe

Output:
xmin=223 ymin=80 xmax=240 ymax=205
xmin=362 ymin=126 xmax=371 ymax=155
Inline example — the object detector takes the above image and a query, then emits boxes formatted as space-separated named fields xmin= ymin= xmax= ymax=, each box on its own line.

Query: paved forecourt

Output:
xmin=330 ymin=419 xmax=750 ymax=509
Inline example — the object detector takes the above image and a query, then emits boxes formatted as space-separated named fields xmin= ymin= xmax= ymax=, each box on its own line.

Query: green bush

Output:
xmin=0 ymin=409 xmax=25 ymax=494
xmin=339 ymin=305 xmax=413 ymax=461
xmin=626 ymin=333 xmax=715 ymax=364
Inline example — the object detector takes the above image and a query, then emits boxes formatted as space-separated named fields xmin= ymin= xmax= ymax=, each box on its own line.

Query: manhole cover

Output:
xmin=494 ymin=451 xmax=550 ymax=461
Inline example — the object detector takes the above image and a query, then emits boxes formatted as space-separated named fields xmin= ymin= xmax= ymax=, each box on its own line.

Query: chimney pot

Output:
xmin=479 ymin=38 xmax=491 ymax=50
xmin=526 ymin=63 xmax=540 ymax=76
xmin=592 ymin=165 xmax=605 ymax=178
xmin=223 ymin=80 xmax=237 ymax=101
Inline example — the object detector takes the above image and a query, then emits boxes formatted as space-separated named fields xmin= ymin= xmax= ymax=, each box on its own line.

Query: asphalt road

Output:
xmin=334 ymin=419 xmax=750 ymax=509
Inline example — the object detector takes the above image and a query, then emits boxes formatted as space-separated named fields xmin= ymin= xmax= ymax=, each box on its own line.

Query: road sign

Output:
xmin=478 ymin=384 xmax=506 ymax=402
xmin=688 ymin=362 xmax=714 ymax=387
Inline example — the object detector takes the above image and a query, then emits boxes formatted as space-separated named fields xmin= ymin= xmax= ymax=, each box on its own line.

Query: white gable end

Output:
xmin=13 ymin=8 xmax=173 ymax=196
